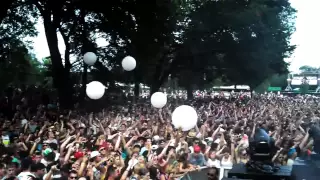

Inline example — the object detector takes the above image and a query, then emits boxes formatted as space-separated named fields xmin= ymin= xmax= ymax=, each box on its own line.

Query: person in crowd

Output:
xmin=0 ymin=87 xmax=318 ymax=180
xmin=207 ymin=167 xmax=219 ymax=180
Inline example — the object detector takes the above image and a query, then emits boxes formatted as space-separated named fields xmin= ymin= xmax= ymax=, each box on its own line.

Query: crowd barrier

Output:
xmin=178 ymin=166 xmax=232 ymax=180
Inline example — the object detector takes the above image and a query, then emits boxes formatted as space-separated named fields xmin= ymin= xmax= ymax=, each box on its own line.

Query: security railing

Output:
xmin=177 ymin=166 xmax=233 ymax=180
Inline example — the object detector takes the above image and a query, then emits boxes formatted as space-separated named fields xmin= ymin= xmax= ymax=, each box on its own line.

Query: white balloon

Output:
xmin=151 ymin=92 xmax=167 ymax=108
xmin=83 ymin=52 xmax=97 ymax=66
xmin=172 ymin=105 xmax=198 ymax=131
xmin=122 ymin=56 xmax=136 ymax=71
xmin=86 ymin=81 xmax=105 ymax=100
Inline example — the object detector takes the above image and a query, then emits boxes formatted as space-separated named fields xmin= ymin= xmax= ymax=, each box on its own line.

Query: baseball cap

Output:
xmin=90 ymin=151 xmax=100 ymax=159
xmin=193 ymin=145 xmax=201 ymax=153
xmin=74 ymin=151 xmax=84 ymax=159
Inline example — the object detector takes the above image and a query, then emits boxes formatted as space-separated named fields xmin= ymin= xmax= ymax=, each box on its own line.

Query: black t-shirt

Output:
xmin=60 ymin=177 xmax=68 ymax=180
xmin=18 ymin=150 xmax=29 ymax=159
xmin=295 ymin=146 xmax=302 ymax=157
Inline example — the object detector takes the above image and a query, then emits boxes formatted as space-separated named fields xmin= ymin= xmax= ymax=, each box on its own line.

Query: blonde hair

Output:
xmin=133 ymin=163 xmax=145 ymax=174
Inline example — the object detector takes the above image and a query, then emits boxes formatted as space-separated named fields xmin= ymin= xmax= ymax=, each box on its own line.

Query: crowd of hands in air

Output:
xmin=0 ymin=90 xmax=318 ymax=180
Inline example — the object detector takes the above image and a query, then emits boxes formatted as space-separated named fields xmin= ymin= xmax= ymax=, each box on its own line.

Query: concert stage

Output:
xmin=227 ymin=156 xmax=320 ymax=180
xmin=290 ymin=155 xmax=320 ymax=180
xmin=228 ymin=164 xmax=291 ymax=180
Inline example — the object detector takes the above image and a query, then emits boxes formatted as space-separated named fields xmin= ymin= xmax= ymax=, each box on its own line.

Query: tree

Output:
xmin=84 ymin=0 xmax=296 ymax=98
xmin=30 ymin=0 xmax=181 ymax=106
xmin=1 ymin=0 xmax=297 ymax=104
xmin=0 ymin=42 xmax=29 ymax=87
xmin=253 ymin=74 xmax=287 ymax=93
xmin=0 ymin=0 xmax=38 ymax=90
xmin=269 ymin=74 xmax=287 ymax=88
xmin=0 ymin=0 xmax=15 ymax=23
xmin=299 ymin=65 xmax=319 ymax=73
xmin=81 ymin=0 xmax=188 ymax=95
xmin=31 ymin=0 xmax=87 ymax=109
xmin=175 ymin=0 xmax=296 ymax=93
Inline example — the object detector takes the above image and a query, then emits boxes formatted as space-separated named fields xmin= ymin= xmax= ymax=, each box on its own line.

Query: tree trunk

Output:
xmin=150 ymin=59 xmax=179 ymax=94
xmin=187 ymin=85 xmax=193 ymax=100
xmin=57 ymin=74 xmax=73 ymax=109
xmin=80 ymin=9 xmax=88 ymax=103
xmin=134 ymin=82 xmax=139 ymax=98
xmin=150 ymin=82 xmax=161 ymax=95
xmin=150 ymin=69 xmax=169 ymax=94
xmin=80 ymin=64 xmax=88 ymax=100
xmin=43 ymin=16 xmax=73 ymax=110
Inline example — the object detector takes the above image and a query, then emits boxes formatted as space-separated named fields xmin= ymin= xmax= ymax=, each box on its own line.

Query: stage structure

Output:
xmin=291 ymin=73 xmax=317 ymax=86
xmin=288 ymin=72 xmax=320 ymax=92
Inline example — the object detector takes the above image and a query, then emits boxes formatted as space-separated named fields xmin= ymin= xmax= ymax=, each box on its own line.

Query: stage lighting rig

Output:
xmin=246 ymin=128 xmax=279 ymax=174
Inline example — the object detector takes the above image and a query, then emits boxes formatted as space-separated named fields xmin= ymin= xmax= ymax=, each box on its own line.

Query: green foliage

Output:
xmin=0 ymin=42 xmax=28 ymax=86
xmin=0 ymin=42 xmax=44 ymax=88
xmin=176 ymin=0 xmax=296 ymax=90
xmin=82 ymin=0 xmax=187 ymax=90
xmin=254 ymin=80 xmax=270 ymax=93
xmin=299 ymin=65 xmax=320 ymax=74
xmin=0 ymin=0 xmax=297 ymax=103
xmin=0 ymin=1 xmax=39 ymax=89
xmin=253 ymin=74 xmax=287 ymax=93
xmin=269 ymin=74 xmax=287 ymax=88
xmin=0 ymin=0 xmax=16 ymax=23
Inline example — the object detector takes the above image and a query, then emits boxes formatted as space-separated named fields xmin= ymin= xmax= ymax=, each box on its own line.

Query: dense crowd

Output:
xmin=0 ymin=88 xmax=317 ymax=180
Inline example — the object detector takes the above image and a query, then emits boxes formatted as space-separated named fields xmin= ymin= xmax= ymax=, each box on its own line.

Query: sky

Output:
xmin=32 ymin=0 xmax=320 ymax=73
xmin=287 ymin=0 xmax=320 ymax=72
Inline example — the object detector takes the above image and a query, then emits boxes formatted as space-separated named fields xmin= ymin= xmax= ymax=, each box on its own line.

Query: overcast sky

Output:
xmin=32 ymin=0 xmax=320 ymax=73
xmin=287 ymin=0 xmax=320 ymax=72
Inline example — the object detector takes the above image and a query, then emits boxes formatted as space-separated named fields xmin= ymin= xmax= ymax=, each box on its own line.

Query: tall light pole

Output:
xmin=285 ymin=74 xmax=292 ymax=91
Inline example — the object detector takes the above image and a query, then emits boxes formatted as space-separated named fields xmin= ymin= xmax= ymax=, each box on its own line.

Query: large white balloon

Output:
xmin=172 ymin=105 xmax=198 ymax=131
xmin=151 ymin=92 xmax=167 ymax=108
xmin=86 ymin=81 xmax=105 ymax=100
xmin=83 ymin=52 xmax=97 ymax=66
xmin=122 ymin=56 xmax=136 ymax=71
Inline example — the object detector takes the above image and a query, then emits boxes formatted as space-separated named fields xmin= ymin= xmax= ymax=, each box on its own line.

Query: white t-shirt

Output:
xmin=207 ymin=159 xmax=221 ymax=168
xmin=42 ymin=173 xmax=61 ymax=180
xmin=40 ymin=159 xmax=48 ymax=167
xmin=54 ymin=152 xmax=60 ymax=161
xmin=221 ymin=157 xmax=233 ymax=168
xmin=17 ymin=172 xmax=36 ymax=180
xmin=128 ymin=159 xmax=138 ymax=169
xmin=47 ymin=139 xmax=58 ymax=144
xmin=214 ymin=138 xmax=227 ymax=144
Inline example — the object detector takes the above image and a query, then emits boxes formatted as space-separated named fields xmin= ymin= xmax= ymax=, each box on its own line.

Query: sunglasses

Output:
xmin=69 ymin=176 xmax=77 ymax=179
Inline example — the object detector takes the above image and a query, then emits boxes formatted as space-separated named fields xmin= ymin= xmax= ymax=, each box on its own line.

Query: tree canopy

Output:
xmin=0 ymin=0 xmax=297 ymax=107
xmin=175 ymin=0 xmax=296 ymax=90
xmin=0 ymin=0 xmax=38 ymax=90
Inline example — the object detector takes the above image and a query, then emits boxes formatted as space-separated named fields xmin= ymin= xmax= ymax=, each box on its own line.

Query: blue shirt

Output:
xmin=188 ymin=153 xmax=206 ymax=166
xmin=121 ymin=149 xmax=128 ymax=160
